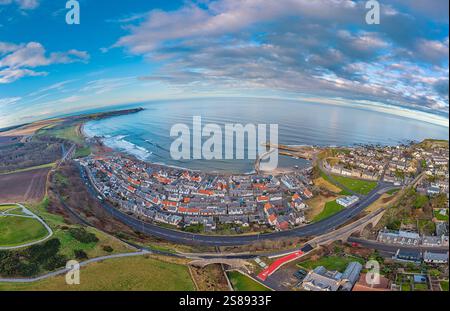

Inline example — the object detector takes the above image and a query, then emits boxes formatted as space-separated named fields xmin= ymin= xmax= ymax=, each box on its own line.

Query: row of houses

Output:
xmin=377 ymin=229 xmax=449 ymax=247
xmin=81 ymin=154 xmax=315 ymax=232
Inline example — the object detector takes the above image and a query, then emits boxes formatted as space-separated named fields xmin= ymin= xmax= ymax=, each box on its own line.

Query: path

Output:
xmin=0 ymin=203 xmax=53 ymax=250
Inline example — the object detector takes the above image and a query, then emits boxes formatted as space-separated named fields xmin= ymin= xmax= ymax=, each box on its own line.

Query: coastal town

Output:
xmin=0 ymin=108 xmax=449 ymax=293
xmin=80 ymin=154 xmax=314 ymax=233
xmin=79 ymin=139 xmax=449 ymax=241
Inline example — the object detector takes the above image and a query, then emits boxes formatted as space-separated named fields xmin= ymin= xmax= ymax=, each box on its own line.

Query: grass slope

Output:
xmin=331 ymin=175 xmax=377 ymax=195
xmin=227 ymin=271 xmax=270 ymax=291
xmin=313 ymin=200 xmax=344 ymax=222
xmin=0 ymin=256 xmax=195 ymax=291
xmin=0 ymin=216 xmax=48 ymax=247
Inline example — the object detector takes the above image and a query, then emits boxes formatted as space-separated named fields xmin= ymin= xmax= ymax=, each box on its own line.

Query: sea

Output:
xmin=83 ymin=97 xmax=449 ymax=173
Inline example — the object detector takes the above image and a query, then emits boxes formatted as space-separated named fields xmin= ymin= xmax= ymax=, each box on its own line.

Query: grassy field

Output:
xmin=440 ymin=281 xmax=449 ymax=291
xmin=39 ymin=125 xmax=84 ymax=145
xmin=26 ymin=198 xmax=134 ymax=259
xmin=313 ymin=200 xmax=344 ymax=222
xmin=331 ymin=175 xmax=377 ymax=195
xmin=314 ymin=176 xmax=342 ymax=193
xmin=433 ymin=209 xmax=449 ymax=222
xmin=297 ymin=255 xmax=364 ymax=272
xmin=73 ymin=146 xmax=91 ymax=158
xmin=0 ymin=216 xmax=48 ymax=247
xmin=0 ymin=256 xmax=195 ymax=291
xmin=227 ymin=271 xmax=270 ymax=291
xmin=0 ymin=204 xmax=17 ymax=211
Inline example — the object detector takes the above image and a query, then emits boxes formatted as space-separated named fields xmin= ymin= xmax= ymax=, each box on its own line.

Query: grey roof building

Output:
xmin=340 ymin=262 xmax=363 ymax=291
xmin=301 ymin=262 xmax=362 ymax=292
xmin=423 ymin=251 xmax=449 ymax=264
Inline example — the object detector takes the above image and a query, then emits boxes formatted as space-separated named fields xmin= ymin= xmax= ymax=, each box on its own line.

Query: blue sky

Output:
xmin=0 ymin=0 xmax=448 ymax=128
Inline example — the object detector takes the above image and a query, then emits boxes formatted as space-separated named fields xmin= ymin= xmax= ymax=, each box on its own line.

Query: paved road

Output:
xmin=0 ymin=203 xmax=53 ymax=250
xmin=79 ymin=164 xmax=399 ymax=247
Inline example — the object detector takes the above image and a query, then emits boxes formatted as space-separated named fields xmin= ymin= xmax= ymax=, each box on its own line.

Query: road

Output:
xmin=79 ymin=164 xmax=399 ymax=247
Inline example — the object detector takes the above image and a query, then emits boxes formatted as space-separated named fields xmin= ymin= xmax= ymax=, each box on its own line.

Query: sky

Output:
xmin=0 ymin=0 xmax=449 ymax=128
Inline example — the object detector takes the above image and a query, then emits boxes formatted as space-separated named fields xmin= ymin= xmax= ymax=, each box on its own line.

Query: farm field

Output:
xmin=0 ymin=256 xmax=195 ymax=291
xmin=0 ymin=167 xmax=50 ymax=202
xmin=331 ymin=175 xmax=377 ymax=195
xmin=227 ymin=271 xmax=270 ymax=291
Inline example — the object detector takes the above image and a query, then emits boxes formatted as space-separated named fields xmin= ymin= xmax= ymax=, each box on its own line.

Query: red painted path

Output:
xmin=257 ymin=250 xmax=304 ymax=281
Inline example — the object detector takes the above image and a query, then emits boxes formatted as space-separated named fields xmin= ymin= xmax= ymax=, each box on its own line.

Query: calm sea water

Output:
xmin=83 ymin=98 xmax=449 ymax=173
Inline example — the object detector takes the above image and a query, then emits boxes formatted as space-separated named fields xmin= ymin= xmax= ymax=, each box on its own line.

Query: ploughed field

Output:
xmin=0 ymin=167 xmax=50 ymax=202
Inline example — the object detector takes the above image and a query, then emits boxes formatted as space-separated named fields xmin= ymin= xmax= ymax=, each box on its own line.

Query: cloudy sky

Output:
xmin=0 ymin=0 xmax=448 ymax=128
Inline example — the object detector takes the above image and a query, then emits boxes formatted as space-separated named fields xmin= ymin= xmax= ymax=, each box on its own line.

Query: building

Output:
xmin=301 ymin=266 xmax=342 ymax=291
xmin=423 ymin=251 xmax=449 ymax=264
xmin=377 ymin=230 xmax=421 ymax=246
xmin=340 ymin=262 xmax=363 ymax=291
xmin=336 ymin=195 xmax=359 ymax=208
xmin=301 ymin=262 xmax=362 ymax=291
xmin=394 ymin=249 xmax=422 ymax=263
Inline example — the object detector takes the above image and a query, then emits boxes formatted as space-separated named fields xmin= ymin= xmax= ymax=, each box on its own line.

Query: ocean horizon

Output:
xmin=83 ymin=97 xmax=449 ymax=173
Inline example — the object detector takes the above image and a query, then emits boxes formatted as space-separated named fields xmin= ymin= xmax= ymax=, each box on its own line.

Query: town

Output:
xmin=81 ymin=154 xmax=313 ymax=233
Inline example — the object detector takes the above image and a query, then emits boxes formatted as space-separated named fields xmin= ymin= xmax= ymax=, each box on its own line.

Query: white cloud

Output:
xmin=0 ymin=0 xmax=39 ymax=10
xmin=0 ymin=41 xmax=89 ymax=83
xmin=0 ymin=96 xmax=21 ymax=106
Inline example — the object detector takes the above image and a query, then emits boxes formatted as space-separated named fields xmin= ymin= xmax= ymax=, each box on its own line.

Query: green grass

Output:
xmin=0 ymin=162 xmax=55 ymax=175
xmin=434 ymin=209 xmax=449 ymax=222
xmin=297 ymin=255 xmax=364 ymax=273
xmin=331 ymin=175 xmax=377 ymax=195
xmin=227 ymin=271 xmax=270 ymax=291
xmin=26 ymin=198 xmax=134 ymax=259
xmin=0 ymin=256 xmax=195 ymax=291
xmin=387 ymin=189 xmax=400 ymax=195
xmin=0 ymin=205 xmax=18 ymax=211
xmin=440 ymin=281 xmax=449 ymax=291
xmin=401 ymin=283 xmax=412 ymax=291
xmin=74 ymin=146 xmax=91 ymax=158
xmin=313 ymin=200 xmax=344 ymax=222
xmin=413 ymin=194 xmax=429 ymax=209
xmin=39 ymin=125 xmax=84 ymax=145
xmin=0 ymin=216 xmax=48 ymax=247
xmin=414 ymin=283 xmax=428 ymax=291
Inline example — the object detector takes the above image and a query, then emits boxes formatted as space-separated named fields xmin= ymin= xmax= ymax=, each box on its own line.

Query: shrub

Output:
xmin=69 ymin=228 xmax=99 ymax=244
xmin=102 ymin=245 xmax=114 ymax=253
xmin=43 ymin=254 xmax=68 ymax=271
xmin=74 ymin=249 xmax=88 ymax=260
